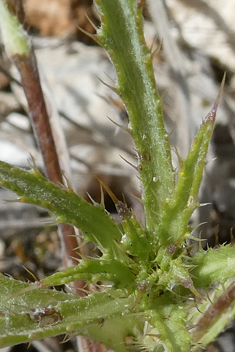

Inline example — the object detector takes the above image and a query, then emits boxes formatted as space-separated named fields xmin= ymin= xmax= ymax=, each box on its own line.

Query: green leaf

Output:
xmin=143 ymin=294 xmax=193 ymax=352
xmin=0 ymin=161 xmax=122 ymax=257
xmin=41 ymin=257 xmax=136 ymax=289
xmin=191 ymin=244 xmax=235 ymax=288
xmin=0 ymin=275 xmax=142 ymax=352
xmin=157 ymin=81 xmax=223 ymax=246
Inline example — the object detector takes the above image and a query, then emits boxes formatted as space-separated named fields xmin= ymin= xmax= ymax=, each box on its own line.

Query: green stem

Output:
xmin=95 ymin=0 xmax=175 ymax=228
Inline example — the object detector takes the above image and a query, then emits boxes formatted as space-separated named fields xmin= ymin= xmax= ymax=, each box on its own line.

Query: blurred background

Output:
xmin=1 ymin=0 xmax=235 ymax=351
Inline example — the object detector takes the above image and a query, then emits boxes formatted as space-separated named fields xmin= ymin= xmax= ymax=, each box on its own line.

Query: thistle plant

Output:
xmin=0 ymin=1 xmax=234 ymax=352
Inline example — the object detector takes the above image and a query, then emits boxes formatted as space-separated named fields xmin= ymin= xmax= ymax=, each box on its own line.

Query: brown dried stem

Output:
xmin=192 ymin=281 xmax=235 ymax=341
xmin=8 ymin=2 xmax=86 ymax=292
xmin=5 ymin=4 xmax=107 ymax=351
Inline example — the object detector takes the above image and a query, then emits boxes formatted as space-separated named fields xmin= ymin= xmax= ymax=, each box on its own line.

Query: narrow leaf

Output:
xmin=157 ymin=79 xmax=224 ymax=246
xmin=41 ymin=257 xmax=136 ymax=289
xmin=0 ymin=161 xmax=122 ymax=256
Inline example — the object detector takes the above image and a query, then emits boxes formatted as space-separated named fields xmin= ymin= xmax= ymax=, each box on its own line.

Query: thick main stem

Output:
xmin=96 ymin=0 xmax=175 ymax=228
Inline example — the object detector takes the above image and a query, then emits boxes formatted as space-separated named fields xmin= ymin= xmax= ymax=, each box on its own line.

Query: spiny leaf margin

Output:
xmin=0 ymin=161 xmax=123 ymax=257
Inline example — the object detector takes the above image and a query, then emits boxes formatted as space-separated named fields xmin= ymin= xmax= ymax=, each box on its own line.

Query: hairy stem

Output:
xmin=96 ymin=0 xmax=175 ymax=228
xmin=192 ymin=281 xmax=235 ymax=350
